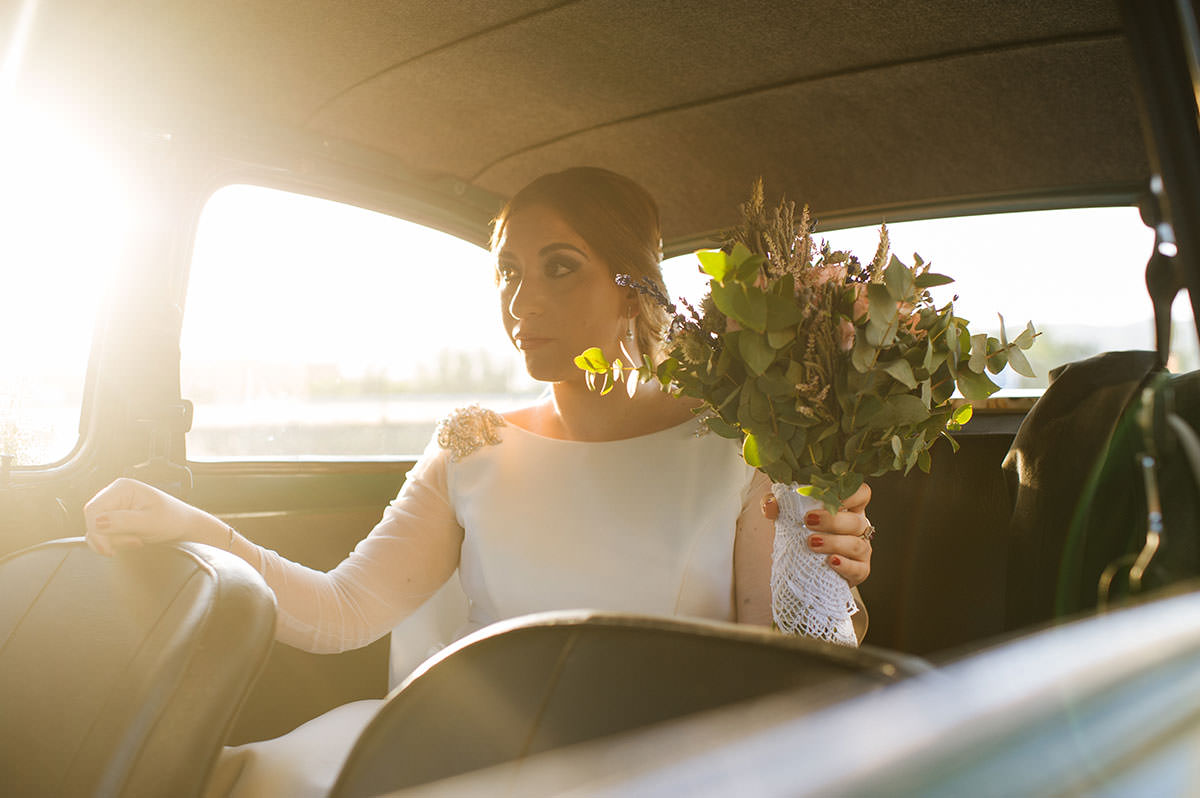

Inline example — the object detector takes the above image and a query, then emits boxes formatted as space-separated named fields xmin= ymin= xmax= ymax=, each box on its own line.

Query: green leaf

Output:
xmin=881 ymin=358 xmax=918 ymax=389
xmin=917 ymin=448 xmax=932 ymax=473
xmin=742 ymin=433 xmax=763 ymax=468
xmin=868 ymin=284 xmax=899 ymax=326
xmin=955 ymin=368 xmax=1000 ymax=399
xmin=998 ymin=313 xmax=1009 ymax=348
xmin=986 ymin=349 xmax=1009 ymax=374
xmin=756 ymin=433 xmax=785 ymax=465
xmin=969 ymin=333 xmax=988 ymax=373
xmin=1006 ymin=344 xmax=1036 ymax=378
xmin=738 ymin=330 xmax=775 ymax=375
xmin=951 ymin=404 xmax=974 ymax=425
xmin=711 ymin=281 xmax=767 ymax=332
xmin=914 ymin=272 xmax=954 ymax=289
xmin=1014 ymin=321 xmax=1037 ymax=349
xmin=656 ymin=357 xmax=679 ymax=385
xmin=851 ymin=334 xmax=876 ymax=373
xmin=877 ymin=394 xmax=931 ymax=426
xmin=765 ymin=293 xmax=805 ymax=330
xmin=767 ymin=327 xmax=796 ymax=349
xmin=884 ymin=255 xmax=915 ymax=301
xmin=574 ymin=347 xmax=609 ymax=373
xmin=705 ymin=416 xmax=742 ymax=439
xmin=696 ymin=250 xmax=729 ymax=282
xmin=727 ymin=243 xmax=765 ymax=282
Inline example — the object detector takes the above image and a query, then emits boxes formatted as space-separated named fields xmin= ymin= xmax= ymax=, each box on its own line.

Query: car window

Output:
xmin=663 ymin=207 xmax=1176 ymax=390
xmin=0 ymin=109 xmax=131 ymax=466
xmin=181 ymin=185 xmax=539 ymax=460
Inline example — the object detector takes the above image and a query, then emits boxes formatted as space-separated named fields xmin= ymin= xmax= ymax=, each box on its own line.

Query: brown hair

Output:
xmin=491 ymin=167 xmax=669 ymax=359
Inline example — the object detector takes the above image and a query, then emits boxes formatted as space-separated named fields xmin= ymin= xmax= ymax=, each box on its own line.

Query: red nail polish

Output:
xmin=830 ymin=556 xmax=842 ymax=566
xmin=805 ymin=513 xmax=820 ymax=526
xmin=809 ymin=536 xmax=824 ymax=548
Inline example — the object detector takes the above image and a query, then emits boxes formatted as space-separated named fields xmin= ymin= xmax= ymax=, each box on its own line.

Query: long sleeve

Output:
xmin=230 ymin=437 xmax=464 ymax=653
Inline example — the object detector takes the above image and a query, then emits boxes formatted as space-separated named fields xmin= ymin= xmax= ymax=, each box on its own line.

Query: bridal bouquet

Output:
xmin=577 ymin=182 xmax=1036 ymax=645
xmin=577 ymin=181 xmax=1037 ymax=513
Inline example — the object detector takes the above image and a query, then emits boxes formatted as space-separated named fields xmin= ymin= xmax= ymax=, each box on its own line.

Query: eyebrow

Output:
xmin=539 ymin=242 xmax=587 ymax=257
xmin=497 ymin=242 xmax=588 ymax=261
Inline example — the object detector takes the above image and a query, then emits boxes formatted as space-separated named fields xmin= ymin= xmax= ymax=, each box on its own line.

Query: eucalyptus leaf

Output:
xmin=1014 ymin=321 xmax=1037 ymax=349
xmin=656 ymin=357 xmax=679 ymax=384
xmin=884 ymin=255 xmax=915 ymax=301
xmin=969 ymin=333 xmax=988 ymax=373
xmin=767 ymin=327 xmax=796 ymax=349
xmin=952 ymin=404 xmax=974 ymax=425
xmin=868 ymin=284 xmax=899 ymax=326
xmin=1006 ymin=344 xmax=1036 ymax=378
xmin=706 ymin=416 xmax=741 ymax=439
xmin=955 ymin=368 xmax=1000 ymax=399
xmin=738 ymin=330 xmax=776 ymax=375
xmin=881 ymin=358 xmax=918 ymax=389
xmin=876 ymin=394 xmax=931 ymax=425
xmin=711 ymin=281 xmax=767 ymax=332
xmin=765 ymin=293 xmax=806 ymax=330
xmin=697 ymin=249 xmax=730 ymax=281
xmin=574 ymin=346 xmax=609 ymax=373
xmin=914 ymin=272 xmax=955 ymax=289
xmin=742 ymin=433 xmax=763 ymax=467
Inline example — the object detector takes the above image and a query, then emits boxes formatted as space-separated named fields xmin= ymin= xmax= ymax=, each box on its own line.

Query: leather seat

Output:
xmin=0 ymin=538 xmax=276 ymax=797
xmin=331 ymin=610 xmax=927 ymax=797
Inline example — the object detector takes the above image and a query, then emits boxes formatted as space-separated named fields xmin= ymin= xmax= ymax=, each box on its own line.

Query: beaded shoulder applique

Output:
xmin=436 ymin=405 xmax=506 ymax=462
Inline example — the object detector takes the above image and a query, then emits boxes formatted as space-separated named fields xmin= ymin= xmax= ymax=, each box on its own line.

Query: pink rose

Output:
xmin=813 ymin=263 xmax=848 ymax=287
xmin=851 ymin=284 xmax=870 ymax=322
xmin=838 ymin=319 xmax=855 ymax=351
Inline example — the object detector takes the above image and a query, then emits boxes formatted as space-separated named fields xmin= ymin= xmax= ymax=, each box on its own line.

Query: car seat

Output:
xmin=331 ymin=610 xmax=927 ymax=797
xmin=0 ymin=538 xmax=276 ymax=797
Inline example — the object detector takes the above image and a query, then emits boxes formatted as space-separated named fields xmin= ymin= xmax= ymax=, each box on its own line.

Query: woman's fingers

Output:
xmin=83 ymin=478 xmax=191 ymax=553
xmin=826 ymin=550 xmax=870 ymax=587
xmin=803 ymin=507 xmax=871 ymax=536
xmin=808 ymin=529 xmax=872 ymax=587
xmin=760 ymin=493 xmax=779 ymax=520
xmin=807 ymin=531 xmax=871 ymax=561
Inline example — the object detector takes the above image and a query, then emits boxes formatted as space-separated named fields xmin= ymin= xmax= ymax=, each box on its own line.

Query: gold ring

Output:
xmin=859 ymin=523 xmax=876 ymax=542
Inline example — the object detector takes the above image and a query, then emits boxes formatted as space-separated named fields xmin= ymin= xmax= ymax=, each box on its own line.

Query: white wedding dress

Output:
xmin=207 ymin=408 xmax=763 ymax=798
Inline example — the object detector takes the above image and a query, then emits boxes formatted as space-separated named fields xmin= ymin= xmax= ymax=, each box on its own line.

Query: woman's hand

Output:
xmin=761 ymin=482 xmax=873 ymax=587
xmin=83 ymin=477 xmax=227 ymax=556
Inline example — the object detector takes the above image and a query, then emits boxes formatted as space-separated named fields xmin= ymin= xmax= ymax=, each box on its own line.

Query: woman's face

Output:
xmin=495 ymin=204 xmax=628 ymax=383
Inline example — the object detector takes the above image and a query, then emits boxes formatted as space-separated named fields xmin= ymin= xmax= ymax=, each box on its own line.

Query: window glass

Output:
xmin=0 ymin=108 xmax=130 ymax=465
xmin=182 ymin=185 xmax=538 ymax=460
xmin=662 ymin=207 xmax=1174 ymax=390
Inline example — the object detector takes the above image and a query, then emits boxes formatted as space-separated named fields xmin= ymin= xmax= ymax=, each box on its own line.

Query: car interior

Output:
xmin=2 ymin=0 xmax=1199 ymax=795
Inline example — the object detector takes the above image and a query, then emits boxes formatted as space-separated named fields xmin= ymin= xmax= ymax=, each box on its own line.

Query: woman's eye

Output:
xmin=545 ymin=258 xmax=578 ymax=278
xmin=497 ymin=263 xmax=520 ymax=283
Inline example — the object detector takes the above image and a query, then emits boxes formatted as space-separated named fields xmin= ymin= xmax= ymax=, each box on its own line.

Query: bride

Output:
xmin=83 ymin=167 xmax=874 ymax=796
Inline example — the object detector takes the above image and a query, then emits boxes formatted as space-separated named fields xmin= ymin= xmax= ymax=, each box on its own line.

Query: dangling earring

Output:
xmin=620 ymin=309 xmax=640 ymax=365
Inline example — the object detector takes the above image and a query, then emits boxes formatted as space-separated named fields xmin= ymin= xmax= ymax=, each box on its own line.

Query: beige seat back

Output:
xmin=0 ymin=538 xmax=276 ymax=798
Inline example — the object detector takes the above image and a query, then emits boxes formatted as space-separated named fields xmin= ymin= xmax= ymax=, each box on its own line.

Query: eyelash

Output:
xmin=544 ymin=257 xmax=578 ymax=278
xmin=498 ymin=257 xmax=578 ymax=284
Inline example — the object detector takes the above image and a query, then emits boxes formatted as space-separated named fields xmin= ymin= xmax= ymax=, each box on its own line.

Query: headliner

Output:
xmin=10 ymin=0 xmax=1149 ymax=246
